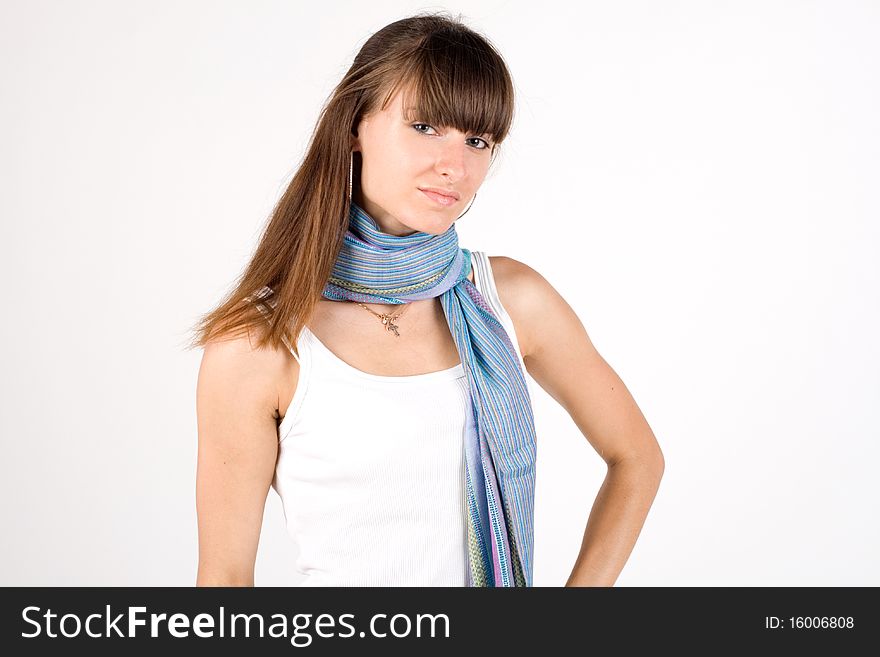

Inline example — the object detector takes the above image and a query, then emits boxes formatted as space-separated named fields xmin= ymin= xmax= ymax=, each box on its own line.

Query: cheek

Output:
xmin=393 ymin=137 xmax=431 ymax=171
xmin=366 ymin=133 xmax=419 ymax=174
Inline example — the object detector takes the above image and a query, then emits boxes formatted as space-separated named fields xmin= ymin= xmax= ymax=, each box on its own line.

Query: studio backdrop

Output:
xmin=0 ymin=0 xmax=877 ymax=586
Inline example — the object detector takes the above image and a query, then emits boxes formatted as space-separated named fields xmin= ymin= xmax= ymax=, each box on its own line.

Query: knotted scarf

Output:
xmin=322 ymin=200 xmax=538 ymax=587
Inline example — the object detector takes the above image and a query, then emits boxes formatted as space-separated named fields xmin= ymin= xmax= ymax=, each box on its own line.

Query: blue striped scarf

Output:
xmin=323 ymin=201 xmax=538 ymax=587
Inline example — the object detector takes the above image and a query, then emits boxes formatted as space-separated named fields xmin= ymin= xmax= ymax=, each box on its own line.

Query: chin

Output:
xmin=399 ymin=209 xmax=453 ymax=236
xmin=417 ymin=220 xmax=454 ymax=236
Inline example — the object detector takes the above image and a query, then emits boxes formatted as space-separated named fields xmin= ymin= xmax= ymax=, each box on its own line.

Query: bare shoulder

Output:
xmin=198 ymin=325 xmax=298 ymax=421
xmin=487 ymin=255 xmax=560 ymax=360
xmin=489 ymin=256 xmax=550 ymax=359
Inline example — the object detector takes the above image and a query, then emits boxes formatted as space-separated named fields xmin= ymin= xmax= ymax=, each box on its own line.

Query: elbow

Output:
xmin=638 ymin=432 xmax=665 ymax=477
xmin=649 ymin=445 xmax=665 ymax=477
xmin=610 ymin=442 xmax=665 ymax=477
xmin=643 ymin=445 xmax=665 ymax=479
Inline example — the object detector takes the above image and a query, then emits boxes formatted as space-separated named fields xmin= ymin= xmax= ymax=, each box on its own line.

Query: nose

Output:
xmin=433 ymin=136 xmax=468 ymax=181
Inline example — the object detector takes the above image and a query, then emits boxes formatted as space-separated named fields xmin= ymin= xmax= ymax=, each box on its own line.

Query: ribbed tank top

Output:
xmin=271 ymin=251 xmax=529 ymax=586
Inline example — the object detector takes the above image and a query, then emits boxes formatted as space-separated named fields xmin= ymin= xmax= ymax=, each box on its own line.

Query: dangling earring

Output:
xmin=456 ymin=193 xmax=476 ymax=220
xmin=348 ymin=151 xmax=354 ymax=203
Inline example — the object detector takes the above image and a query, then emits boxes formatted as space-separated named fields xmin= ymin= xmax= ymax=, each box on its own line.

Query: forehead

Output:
xmin=380 ymin=84 xmax=415 ymax=115
xmin=365 ymin=88 xmax=420 ymax=131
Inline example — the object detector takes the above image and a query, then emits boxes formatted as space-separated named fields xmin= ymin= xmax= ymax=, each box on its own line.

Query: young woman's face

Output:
xmin=351 ymin=85 xmax=495 ymax=236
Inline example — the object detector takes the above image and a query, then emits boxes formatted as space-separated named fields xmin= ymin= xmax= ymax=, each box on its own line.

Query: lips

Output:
xmin=419 ymin=186 xmax=460 ymax=200
xmin=419 ymin=188 xmax=459 ymax=206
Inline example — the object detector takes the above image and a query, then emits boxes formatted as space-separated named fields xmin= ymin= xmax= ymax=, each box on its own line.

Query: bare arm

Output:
xmin=195 ymin=329 xmax=291 ymax=586
xmin=492 ymin=256 xmax=665 ymax=587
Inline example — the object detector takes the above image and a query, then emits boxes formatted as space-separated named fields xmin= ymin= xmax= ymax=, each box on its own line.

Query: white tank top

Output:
xmin=271 ymin=250 xmax=528 ymax=586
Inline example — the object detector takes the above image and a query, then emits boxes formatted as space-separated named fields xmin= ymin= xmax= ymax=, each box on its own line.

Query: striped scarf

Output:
xmin=323 ymin=201 xmax=538 ymax=587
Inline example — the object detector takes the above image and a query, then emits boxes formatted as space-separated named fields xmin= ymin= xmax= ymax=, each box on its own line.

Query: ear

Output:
xmin=350 ymin=115 xmax=365 ymax=150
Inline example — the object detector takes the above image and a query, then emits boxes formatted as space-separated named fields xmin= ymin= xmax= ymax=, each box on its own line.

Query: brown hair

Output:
xmin=185 ymin=10 xmax=516 ymax=358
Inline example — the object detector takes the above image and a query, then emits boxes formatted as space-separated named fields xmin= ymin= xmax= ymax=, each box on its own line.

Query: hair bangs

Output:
xmin=382 ymin=29 xmax=514 ymax=147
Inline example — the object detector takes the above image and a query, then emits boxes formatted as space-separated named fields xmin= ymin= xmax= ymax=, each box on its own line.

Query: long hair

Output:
xmin=185 ymin=11 xmax=516 ymax=359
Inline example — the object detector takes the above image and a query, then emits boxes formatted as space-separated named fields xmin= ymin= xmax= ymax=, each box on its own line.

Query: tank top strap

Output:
xmin=246 ymin=285 xmax=303 ymax=365
xmin=468 ymin=250 xmax=529 ymax=379
xmin=469 ymin=250 xmax=497 ymax=308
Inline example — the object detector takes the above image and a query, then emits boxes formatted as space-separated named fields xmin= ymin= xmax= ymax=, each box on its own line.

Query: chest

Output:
xmin=310 ymin=268 xmax=475 ymax=376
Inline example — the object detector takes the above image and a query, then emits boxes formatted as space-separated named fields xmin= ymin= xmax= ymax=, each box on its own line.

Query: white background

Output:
xmin=1 ymin=0 xmax=877 ymax=586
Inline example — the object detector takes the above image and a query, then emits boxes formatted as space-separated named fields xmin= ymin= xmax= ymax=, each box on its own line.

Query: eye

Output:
xmin=412 ymin=123 xmax=491 ymax=151
xmin=467 ymin=136 xmax=491 ymax=150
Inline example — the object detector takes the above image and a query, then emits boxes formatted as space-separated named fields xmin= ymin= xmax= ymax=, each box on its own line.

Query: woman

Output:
xmin=190 ymin=12 xmax=664 ymax=587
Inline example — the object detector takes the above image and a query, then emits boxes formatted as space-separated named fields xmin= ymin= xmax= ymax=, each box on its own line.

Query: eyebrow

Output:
xmin=403 ymin=109 xmax=492 ymax=139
